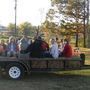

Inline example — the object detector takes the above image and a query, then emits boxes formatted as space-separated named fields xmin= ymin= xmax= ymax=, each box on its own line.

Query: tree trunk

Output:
xmin=75 ymin=31 xmax=78 ymax=47
xmin=83 ymin=0 xmax=86 ymax=48
xmin=86 ymin=0 xmax=90 ymax=48
xmin=87 ymin=31 xmax=90 ymax=48
xmin=75 ymin=0 xmax=79 ymax=47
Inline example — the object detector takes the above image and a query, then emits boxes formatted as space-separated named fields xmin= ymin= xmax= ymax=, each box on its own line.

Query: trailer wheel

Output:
xmin=6 ymin=63 xmax=25 ymax=79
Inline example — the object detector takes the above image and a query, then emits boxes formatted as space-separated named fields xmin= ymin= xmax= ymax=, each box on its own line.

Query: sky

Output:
xmin=0 ymin=0 xmax=51 ymax=26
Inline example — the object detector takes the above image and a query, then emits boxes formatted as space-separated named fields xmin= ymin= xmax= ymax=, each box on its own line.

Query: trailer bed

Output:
xmin=0 ymin=54 xmax=89 ymax=79
xmin=0 ymin=56 xmax=84 ymax=70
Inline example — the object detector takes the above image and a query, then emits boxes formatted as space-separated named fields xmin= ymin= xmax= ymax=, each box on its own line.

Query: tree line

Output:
xmin=7 ymin=22 xmax=38 ymax=37
xmin=42 ymin=0 xmax=89 ymax=47
xmin=6 ymin=0 xmax=90 ymax=47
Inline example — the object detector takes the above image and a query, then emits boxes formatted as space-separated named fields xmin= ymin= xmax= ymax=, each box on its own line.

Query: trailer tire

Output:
xmin=6 ymin=63 xmax=25 ymax=79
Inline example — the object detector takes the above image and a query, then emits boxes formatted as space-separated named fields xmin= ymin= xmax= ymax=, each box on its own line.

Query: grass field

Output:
xmin=0 ymin=71 xmax=90 ymax=90
xmin=82 ymin=48 xmax=90 ymax=65
xmin=0 ymin=48 xmax=90 ymax=90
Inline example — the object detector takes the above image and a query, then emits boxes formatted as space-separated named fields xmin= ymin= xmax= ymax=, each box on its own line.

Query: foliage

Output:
xmin=7 ymin=22 xmax=37 ymax=37
xmin=7 ymin=23 xmax=16 ymax=36
xmin=18 ymin=22 xmax=32 ymax=36
xmin=42 ymin=20 xmax=61 ymax=39
xmin=61 ymin=20 xmax=84 ymax=34
xmin=49 ymin=0 xmax=89 ymax=47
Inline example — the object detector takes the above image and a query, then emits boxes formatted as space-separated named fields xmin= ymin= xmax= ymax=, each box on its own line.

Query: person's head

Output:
xmin=9 ymin=36 xmax=15 ymax=43
xmin=51 ymin=38 xmax=56 ymax=44
xmin=37 ymin=36 xmax=42 ymax=40
xmin=64 ymin=39 xmax=69 ymax=44
xmin=61 ymin=39 xmax=64 ymax=43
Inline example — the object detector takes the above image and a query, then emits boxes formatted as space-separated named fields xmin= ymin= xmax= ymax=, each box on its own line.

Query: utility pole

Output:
xmin=83 ymin=0 xmax=86 ymax=47
xmin=14 ymin=0 xmax=17 ymax=37
xmin=86 ymin=0 xmax=90 ymax=48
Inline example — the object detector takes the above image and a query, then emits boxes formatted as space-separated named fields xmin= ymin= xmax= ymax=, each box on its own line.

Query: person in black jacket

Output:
xmin=24 ymin=36 xmax=43 ymax=58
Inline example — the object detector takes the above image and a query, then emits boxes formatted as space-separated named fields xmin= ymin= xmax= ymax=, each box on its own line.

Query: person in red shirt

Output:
xmin=62 ymin=40 xmax=72 ymax=57
xmin=41 ymin=40 xmax=49 ymax=52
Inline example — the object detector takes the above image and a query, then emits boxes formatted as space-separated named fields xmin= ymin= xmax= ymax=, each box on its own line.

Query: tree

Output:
xmin=18 ymin=22 xmax=32 ymax=36
xmin=50 ymin=0 xmax=88 ymax=47
xmin=7 ymin=23 xmax=18 ymax=36
xmin=44 ymin=7 xmax=62 ymax=38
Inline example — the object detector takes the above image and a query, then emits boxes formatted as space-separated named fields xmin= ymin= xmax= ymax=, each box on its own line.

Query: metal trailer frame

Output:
xmin=0 ymin=54 xmax=86 ymax=79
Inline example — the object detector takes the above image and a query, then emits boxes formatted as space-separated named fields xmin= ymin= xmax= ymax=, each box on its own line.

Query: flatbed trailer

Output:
xmin=0 ymin=54 xmax=87 ymax=79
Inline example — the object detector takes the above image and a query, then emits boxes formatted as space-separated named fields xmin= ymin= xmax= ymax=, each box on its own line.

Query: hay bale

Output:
xmin=31 ymin=60 xmax=47 ymax=68
xmin=65 ymin=60 xmax=81 ymax=69
xmin=48 ymin=60 xmax=64 ymax=69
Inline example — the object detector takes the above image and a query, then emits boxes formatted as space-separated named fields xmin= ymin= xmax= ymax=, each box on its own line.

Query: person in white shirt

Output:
xmin=50 ymin=38 xmax=59 ymax=59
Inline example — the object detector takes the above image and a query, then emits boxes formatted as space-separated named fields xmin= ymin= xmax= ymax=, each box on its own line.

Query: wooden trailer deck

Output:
xmin=0 ymin=54 xmax=89 ymax=79
xmin=0 ymin=56 xmax=85 ymax=71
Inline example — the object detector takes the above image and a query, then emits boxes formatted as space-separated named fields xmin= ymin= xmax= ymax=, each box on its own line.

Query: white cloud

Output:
xmin=0 ymin=0 xmax=51 ymax=26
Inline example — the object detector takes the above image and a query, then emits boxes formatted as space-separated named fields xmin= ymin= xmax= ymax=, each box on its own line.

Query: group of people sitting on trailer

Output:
xmin=0 ymin=35 xmax=77 ymax=58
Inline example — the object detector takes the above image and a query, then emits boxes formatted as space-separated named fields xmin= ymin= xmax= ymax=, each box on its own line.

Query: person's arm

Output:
xmin=46 ymin=43 xmax=49 ymax=51
xmin=24 ymin=44 xmax=33 ymax=53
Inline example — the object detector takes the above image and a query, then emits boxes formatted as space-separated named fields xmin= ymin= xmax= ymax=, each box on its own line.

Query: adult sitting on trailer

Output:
xmin=62 ymin=39 xmax=73 ymax=57
xmin=49 ymin=38 xmax=59 ymax=58
xmin=24 ymin=36 xmax=49 ymax=58
xmin=18 ymin=35 xmax=30 ymax=53
xmin=43 ymin=38 xmax=59 ymax=59
xmin=6 ymin=36 xmax=19 ymax=57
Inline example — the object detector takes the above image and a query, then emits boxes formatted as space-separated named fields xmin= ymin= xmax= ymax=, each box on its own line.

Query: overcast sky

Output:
xmin=0 ymin=0 xmax=51 ymax=26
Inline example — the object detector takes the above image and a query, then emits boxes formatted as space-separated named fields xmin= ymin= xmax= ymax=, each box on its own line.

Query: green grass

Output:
xmin=55 ymin=69 xmax=90 ymax=76
xmin=81 ymin=48 xmax=90 ymax=61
